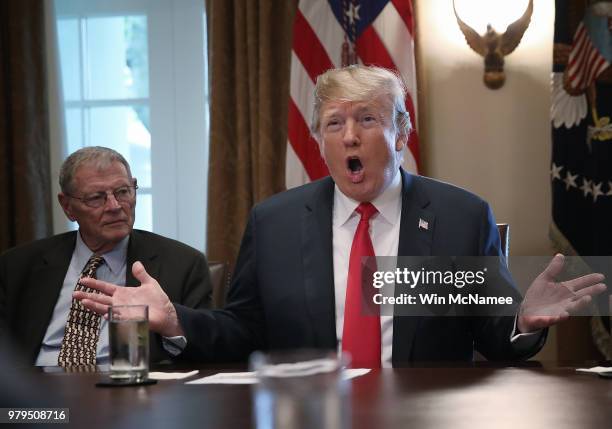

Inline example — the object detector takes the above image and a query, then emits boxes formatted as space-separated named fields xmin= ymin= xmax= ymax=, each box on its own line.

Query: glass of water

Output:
xmin=250 ymin=349 xmax=350 ymax=429
xmin=108 ymin=305 xmax=149 ymax=382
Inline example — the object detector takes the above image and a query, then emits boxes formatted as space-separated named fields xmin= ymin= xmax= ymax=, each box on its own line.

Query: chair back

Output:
xmin=497 ymin=223 xmax=510 ymax=260
xmin=208 ymin=261 xmax=230 ymax=308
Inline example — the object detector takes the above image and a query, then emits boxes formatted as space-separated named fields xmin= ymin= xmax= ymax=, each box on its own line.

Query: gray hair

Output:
xmin=59 ymin=146 xmax=132 ymax=193
xmin=310 ymin=65 xmax=412 ymax=140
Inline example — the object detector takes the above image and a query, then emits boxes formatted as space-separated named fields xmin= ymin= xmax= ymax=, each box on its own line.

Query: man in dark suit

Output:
xmin=0 ymin=146 xmax=212 ymax=366
xmin=75 ymin=66 xmax=606 ymax=367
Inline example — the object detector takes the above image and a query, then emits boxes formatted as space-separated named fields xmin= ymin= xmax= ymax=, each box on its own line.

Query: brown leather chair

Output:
xmin=497 ymin=223 xmax=509 ymax=261
xmin=208 ymin=261 xmax=231 ymax=308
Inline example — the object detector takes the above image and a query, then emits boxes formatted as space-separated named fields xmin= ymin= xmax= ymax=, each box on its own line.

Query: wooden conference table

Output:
xmin=20 ymin=362 xmax=612 ymax=428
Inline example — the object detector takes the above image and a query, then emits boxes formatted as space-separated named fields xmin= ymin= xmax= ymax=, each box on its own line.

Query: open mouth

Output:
xmin=347 ymin=156 xmax=363 ymax=173
xmin=346 ymin=156 xmax=365 ymax=183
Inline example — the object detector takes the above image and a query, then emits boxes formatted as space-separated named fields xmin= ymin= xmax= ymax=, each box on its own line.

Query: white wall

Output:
xmin=416 ymin=0 xmax=555 ymax=256
xmin=415 ymin=0 xmax=558 ymax=359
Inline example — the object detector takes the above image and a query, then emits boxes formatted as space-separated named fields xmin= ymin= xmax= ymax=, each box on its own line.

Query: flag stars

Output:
xmin=592 ymin=181 xmax=603 ymax=202
xmin=551 ymin=163 xmax=563 ymax=180
xmin=564 ymin=171 xmax=578 ymax=190
xmin=345 ymin=3 xmax=361 ymax=25
xmin=554 ymin=163 xmax=611 ymax=202
xmin=580 ymin=178 xmax=592 ymax=198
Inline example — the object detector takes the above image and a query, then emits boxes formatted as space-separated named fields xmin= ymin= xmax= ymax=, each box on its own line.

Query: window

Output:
xmin=49 ymin=0 xmax=209 ymax=251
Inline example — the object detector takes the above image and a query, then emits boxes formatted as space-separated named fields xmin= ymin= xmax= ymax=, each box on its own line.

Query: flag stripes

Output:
xmin=287 ymin=0 xmax=419 ymax=188
xmin=567 ymin=22 xmax=610 ymax=91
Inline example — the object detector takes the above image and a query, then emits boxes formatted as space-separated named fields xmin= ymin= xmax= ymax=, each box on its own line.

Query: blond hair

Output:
xmin=310 ymin=65 xmax=412 ymax=140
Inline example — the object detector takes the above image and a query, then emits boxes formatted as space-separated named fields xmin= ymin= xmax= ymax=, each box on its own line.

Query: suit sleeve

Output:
xmin=146 ymin=234 xmax=214 ymax=363
xmin=174 ymin=210 xmax=265 ymax=362
xmin=471 ymin=201 xmax=547 ymax=360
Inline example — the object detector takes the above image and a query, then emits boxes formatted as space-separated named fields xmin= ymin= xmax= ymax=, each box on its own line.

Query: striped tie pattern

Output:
xmin=58 ymin=255 xmax=105 ymax=367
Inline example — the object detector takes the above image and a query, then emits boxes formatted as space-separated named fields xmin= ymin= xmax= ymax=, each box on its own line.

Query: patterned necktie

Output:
xmin=342 ymin=202 xmax=381 ymax=368
xmin=58 ymin=254 xmax=105 ymax=367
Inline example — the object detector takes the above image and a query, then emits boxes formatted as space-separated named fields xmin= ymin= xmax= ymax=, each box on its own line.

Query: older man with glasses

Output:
xmin=0 ymin=146 xmax=212 ymax=368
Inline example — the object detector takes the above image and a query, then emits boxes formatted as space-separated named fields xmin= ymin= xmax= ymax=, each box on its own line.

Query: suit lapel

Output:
xmin=393 ymin=170 xmax=435 ymax=366
xmin=301 ymin=178 xmax=337 ymax=349
xmin=397 ymin=170 xmax=435 ymax=257
xmin=126 ymin=231 xmax=160 ymax=287
xmin=23 ymin=233 xmax=76 ymax=360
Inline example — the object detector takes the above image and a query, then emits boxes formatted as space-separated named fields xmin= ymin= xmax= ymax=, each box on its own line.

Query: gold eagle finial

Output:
xmin=453 ymin=0 xmax=534 ymax=89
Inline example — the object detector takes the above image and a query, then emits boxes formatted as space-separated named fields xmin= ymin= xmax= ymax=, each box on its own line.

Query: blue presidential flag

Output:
xmin=551 ymin=0 xmax=612 ymax=358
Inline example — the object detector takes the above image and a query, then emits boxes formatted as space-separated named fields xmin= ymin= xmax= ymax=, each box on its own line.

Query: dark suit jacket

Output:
xmin=176 ymin=169 xmax=545 ymax=365
xmin=0 ymin=229 xmax=212 ymax=365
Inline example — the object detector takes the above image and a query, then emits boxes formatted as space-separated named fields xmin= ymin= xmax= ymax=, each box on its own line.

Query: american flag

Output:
xmin=418 ymin=218 xmax=428 ymax=230
xmin=565 ymin=11 xmax=612 ymax=92
xmin=286 ymin=0 xmax=419 ymax=189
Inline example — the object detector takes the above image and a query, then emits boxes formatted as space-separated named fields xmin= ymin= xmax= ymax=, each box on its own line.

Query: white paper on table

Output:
xmin=149 ymin=370 xmax=199 ymax=380
xmin=343 ymin=368 xmax=371 ymax=379
xmin=186 ymin=368 xmax=371 ymax=385
xmin=575 ymin=366 xmax=612 ymax=375
xmin=187 ymin=372 xmax=258 ymax=385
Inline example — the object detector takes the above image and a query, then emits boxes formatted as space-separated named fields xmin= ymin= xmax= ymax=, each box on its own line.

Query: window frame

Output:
xmin=48 ymin=0 xmax=209 ymax=252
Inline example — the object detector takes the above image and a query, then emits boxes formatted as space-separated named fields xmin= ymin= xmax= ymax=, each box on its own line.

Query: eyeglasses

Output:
xmin=67 ymin=185 xmax=138 ymax=208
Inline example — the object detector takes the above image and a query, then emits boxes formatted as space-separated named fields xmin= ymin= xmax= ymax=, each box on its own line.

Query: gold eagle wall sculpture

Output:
xmin=453 ymin=0 xmax=534 ymax=89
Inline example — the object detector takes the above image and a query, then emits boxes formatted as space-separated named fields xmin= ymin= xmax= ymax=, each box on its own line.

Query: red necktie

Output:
xmin=342 ymin=202 xmax=381 ymax=368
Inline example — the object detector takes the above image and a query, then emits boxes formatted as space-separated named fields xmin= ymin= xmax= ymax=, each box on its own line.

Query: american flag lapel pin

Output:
xmin=418 ymin=218 xmax=429 ymax=230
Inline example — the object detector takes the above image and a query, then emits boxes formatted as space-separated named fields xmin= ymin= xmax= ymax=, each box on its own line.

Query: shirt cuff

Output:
xmin=162 ymin=335 xmax=187 ymax=357
xmin=510 ymin=314 xmax=542 ymax=347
